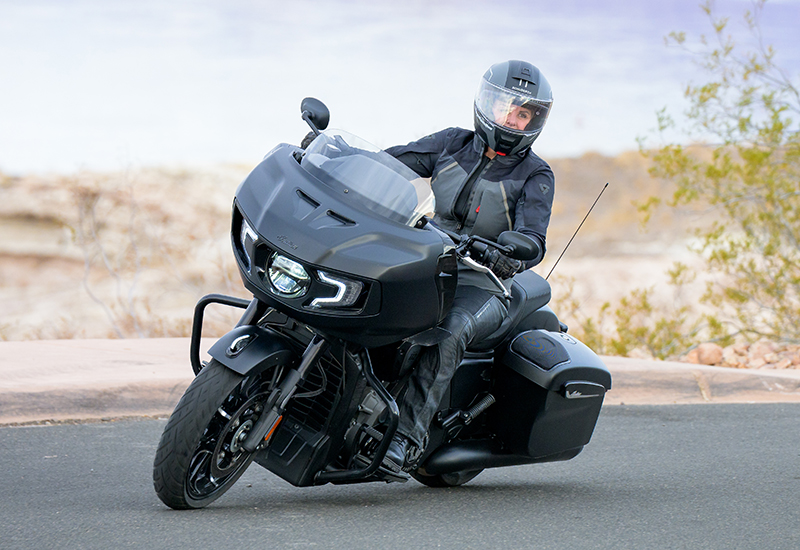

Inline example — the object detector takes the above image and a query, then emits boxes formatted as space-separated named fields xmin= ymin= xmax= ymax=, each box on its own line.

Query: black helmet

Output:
xmin=473 ymin=60 xmax=553 ymax=156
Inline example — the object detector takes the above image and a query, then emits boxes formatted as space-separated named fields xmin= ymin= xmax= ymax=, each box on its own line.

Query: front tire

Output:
xmin=153 ymin=359 xmax=274 ymax=509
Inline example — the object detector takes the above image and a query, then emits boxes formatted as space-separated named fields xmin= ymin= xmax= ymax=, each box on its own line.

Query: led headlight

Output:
xmin=267 ymin=254 xmax=311 ymax=297
xmin=310 ymin=271 xmax=364 ymax=308
xmin=239 ymin=218 xmax=258 ymax=271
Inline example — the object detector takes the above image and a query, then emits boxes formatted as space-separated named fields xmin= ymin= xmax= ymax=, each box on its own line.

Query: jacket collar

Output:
xmin=471 ymin=134 xmax=529 ymax=165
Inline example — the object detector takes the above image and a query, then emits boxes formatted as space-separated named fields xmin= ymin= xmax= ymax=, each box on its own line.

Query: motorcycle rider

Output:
xmin=380 ymin=60 xmax=556 ymax=476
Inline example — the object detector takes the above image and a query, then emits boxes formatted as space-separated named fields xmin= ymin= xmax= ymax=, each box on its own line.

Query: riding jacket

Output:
xmin=386 ymin=128 xmax=555 ymax=444
xmin=385 ymin=127 xmax=554 ymax=269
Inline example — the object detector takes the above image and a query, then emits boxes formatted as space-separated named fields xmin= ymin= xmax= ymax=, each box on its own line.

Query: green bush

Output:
xmin=636 ymin=0 xmax=800 ymax=345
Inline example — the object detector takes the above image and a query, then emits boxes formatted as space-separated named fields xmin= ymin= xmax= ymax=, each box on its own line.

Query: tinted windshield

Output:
xmin=300 ymin=130 xmax=435 ymax=226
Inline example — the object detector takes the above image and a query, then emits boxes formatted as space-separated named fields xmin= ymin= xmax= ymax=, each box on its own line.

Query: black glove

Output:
xmin=485 ymin=249 xmax=523 ymax=279
xmin=300 ymin=131 xmax=316 ymax=150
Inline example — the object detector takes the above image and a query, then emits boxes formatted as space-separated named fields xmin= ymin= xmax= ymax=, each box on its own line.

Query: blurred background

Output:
xmin=2 ymin=0 xmax=799 ymax=174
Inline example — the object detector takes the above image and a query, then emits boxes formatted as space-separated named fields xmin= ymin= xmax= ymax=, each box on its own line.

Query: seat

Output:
xmin=466 ymin=270 xmax=552 ymax=352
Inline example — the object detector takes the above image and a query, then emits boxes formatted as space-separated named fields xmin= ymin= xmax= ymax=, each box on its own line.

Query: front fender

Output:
xmin=207 ymin=325 xmax=297 ymax=376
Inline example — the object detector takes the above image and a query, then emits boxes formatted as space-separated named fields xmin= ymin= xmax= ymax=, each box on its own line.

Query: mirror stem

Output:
xmin=302 ymin=111 xmax=321 ymax=136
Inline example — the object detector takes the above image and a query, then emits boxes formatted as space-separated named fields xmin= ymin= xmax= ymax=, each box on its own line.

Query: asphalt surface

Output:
xmin=1 ymin=338 xmax=800 ymax=425
xmin=2 ymin=404 xmax=799 ymax=549
xmin=2 ymin=339 xmax=800 ymax=549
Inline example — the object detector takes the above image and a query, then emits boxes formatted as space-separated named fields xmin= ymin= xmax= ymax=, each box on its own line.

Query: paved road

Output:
xmin=2 ymin=404 xmax=798 ymax=550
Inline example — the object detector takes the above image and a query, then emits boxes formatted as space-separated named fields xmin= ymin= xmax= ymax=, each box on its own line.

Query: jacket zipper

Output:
xmin=454 ymin=155 xmax=493 ymax=231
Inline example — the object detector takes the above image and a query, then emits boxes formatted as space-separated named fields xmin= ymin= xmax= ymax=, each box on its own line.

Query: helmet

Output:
xmin=473 ymin=60 xmax=553 ymax=156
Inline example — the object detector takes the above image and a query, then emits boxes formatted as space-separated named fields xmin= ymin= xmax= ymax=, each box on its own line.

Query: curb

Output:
xmin=2 ymin=339 xmax=800 ymax=425
xmin=601 ymin=356 xmax=800 ymax=405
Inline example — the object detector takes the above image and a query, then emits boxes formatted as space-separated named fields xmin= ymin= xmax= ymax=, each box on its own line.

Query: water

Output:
xmin=1 ymin=0 xmax=798 ymax=174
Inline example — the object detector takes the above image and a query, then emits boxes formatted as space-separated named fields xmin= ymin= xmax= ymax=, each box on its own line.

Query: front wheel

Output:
xmin=411 ymin=469 xmax=484 ymax=488
xmin=153 ymin=359 xmax=276 ymax=509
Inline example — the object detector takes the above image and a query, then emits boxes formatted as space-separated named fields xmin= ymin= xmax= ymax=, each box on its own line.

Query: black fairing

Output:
xmin=233 ymin=144 xmax=457 ymax=348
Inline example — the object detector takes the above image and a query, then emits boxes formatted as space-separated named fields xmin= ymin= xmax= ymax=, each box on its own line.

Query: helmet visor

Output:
xmin=475 ymin=80 xmax=551 ymax=135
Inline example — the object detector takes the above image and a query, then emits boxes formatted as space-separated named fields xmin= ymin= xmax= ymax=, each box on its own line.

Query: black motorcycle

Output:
xmin=153 ymin=98 xmax=611 ymax=509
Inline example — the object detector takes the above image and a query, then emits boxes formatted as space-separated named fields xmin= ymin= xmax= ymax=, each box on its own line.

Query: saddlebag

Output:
xmin=491 ymin=330 xmax=611 ymax=458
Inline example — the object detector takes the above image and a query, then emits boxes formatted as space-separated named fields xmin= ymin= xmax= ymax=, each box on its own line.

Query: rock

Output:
xmin=696 ymin=343 xmax=724 ymax=365
xmin=682 ymin=340 xmax=800 ymax=369
xmin=732 ymin=343 xmax=750 ymax=355
xmin=682 ymin=349 xmax=701 ymax=364
xmin=764 ymin=352 xmax=780 ymax=364
xmin=749 ymin=340 xmax=776 ymax=362
xmin=722 ymin=346 xmax=744 ymax=365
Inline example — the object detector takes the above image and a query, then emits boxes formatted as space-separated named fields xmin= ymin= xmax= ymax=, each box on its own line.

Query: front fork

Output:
xmin=240 ymin=335 xmax=328 ymax=453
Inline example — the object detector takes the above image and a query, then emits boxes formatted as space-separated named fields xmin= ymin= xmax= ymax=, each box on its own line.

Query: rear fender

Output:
xmin=207 ymin=325 xmax=297 ymax=376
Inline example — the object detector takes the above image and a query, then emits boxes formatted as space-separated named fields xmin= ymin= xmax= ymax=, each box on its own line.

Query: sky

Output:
xmin=1 ymin=0 xmax=799 ymax=175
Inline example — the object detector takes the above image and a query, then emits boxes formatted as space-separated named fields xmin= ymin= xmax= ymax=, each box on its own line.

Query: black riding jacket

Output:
xmin=386 ymin=127 xmax=554 ymax=268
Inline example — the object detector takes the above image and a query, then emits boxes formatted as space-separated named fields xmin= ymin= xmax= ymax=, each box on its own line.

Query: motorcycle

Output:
xmin=153 ymin=98 xmax=611 ymax=509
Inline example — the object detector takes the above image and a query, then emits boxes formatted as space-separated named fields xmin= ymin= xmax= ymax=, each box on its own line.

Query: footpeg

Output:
xmin=350 ymin=423 xmax=412 ymax=482
xmin=439 ymin=393 xmax=496 ymax=440
xmin=352 ymin=453 xmax=409 ymax=482
xmin=359 ymin=424 xmax=384 ymax=442
xmin=466 ymin=393 xmax=496 ymax=420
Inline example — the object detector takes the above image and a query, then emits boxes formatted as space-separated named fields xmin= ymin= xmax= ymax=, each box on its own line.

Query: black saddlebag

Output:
xmin=491 ymin=330 xmax=611 ymax=458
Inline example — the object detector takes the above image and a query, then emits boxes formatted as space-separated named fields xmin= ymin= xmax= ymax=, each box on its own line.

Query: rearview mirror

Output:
xmin=300 ymin=97 xmax=330 ymax=134
xmin=497 ymin=231 xmax=540 ymax=261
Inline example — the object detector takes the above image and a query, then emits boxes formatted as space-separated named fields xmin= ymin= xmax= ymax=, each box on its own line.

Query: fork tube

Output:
xmin=240 ymin=335 xmax=328 ymax=453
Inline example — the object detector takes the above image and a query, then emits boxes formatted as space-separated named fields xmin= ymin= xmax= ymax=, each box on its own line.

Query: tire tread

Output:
xmin=153 ymin=360 xmax=248 ymax=509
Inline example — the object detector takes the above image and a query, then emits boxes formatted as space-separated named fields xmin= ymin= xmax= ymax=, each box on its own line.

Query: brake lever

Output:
xmin=435 ymin=231 xmax=510 ymax=297
xmin=460 ymin=256 xmax=511 ymax=299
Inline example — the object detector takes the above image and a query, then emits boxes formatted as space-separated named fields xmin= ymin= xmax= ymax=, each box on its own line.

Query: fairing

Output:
xmin=232 ymin=136 xmax=457 ymax=347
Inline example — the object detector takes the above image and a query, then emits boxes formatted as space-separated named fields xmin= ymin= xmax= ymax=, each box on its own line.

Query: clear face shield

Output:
xmin=475 ymin=80 xmax=551 ymax=135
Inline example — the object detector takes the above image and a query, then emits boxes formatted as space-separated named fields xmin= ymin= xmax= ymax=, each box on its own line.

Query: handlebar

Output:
xmin=432 ymin=226 xmax=515 ymax=298
xmin=437 ymin=227 xmax=514 ymax=265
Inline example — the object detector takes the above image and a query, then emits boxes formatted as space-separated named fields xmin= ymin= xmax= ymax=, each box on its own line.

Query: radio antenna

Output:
xmin=546 ymin=182 xmax=609 ymax=280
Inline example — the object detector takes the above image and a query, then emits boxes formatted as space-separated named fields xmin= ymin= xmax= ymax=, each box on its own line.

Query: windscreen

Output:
xmin=300 ymin=130 xmax=435 ymax=226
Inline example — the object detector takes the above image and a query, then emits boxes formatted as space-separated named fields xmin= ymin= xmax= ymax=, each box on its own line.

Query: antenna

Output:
xmin=546 ymin=182 xmax=609 ymax=280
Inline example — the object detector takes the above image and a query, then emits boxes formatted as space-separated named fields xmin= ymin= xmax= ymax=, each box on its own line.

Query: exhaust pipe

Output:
xmin=419 ymin=439 xmax=582 ymax=476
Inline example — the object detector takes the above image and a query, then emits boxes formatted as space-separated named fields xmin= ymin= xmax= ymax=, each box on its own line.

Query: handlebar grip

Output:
xmin=470 ymin=241 xmax=489 ymax=258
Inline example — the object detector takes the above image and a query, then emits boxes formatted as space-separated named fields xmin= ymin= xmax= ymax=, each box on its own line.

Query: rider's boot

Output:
xmin=382 ymin=433 xmax=411 ymax=473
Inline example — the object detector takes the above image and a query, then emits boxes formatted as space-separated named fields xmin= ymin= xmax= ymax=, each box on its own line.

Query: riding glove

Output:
xmin=485 ymin=249 xmax=523 ymax=279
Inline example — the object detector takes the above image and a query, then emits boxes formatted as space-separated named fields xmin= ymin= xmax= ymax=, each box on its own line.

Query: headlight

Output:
xmin=310 ymin=271 xmax=364 ymax=308
xmin=267 ymin=254 xmax=311 ymax=297
xmin=239 ymin=218 xmax=258 ymax=271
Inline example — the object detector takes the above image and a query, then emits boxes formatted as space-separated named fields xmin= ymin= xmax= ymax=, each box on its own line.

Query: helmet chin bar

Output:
xmin=473 ymin=106 xmax=538 ymax=157
xmin=474 ymin=108 xmax=536 ymax=157
xmin=494 ymin=128 xmax=525 ymax=156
